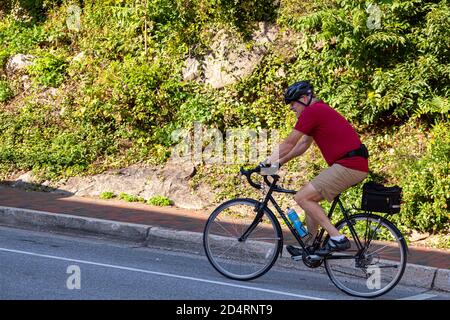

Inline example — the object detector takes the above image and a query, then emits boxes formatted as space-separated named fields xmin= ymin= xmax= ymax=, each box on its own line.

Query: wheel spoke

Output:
xmin=215 ymin=242 xmax=241 ymax=259
xmin=212 ymin=220 xmax=236 ymax=238
xmin=204 ymin=200 xmax=281 ymax=280
xmin=325 ymin=214 xmax=406 ymax=298
xmin=366 ymin=244 xmax=390 ymax=255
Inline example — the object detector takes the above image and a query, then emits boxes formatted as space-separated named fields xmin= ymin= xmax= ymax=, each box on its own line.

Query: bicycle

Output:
xmin=203 ymin=165 xmax=408 ymax=298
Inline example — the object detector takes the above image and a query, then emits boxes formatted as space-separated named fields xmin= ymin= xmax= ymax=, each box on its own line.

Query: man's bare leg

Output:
xmin=304 ymin=213 xmax=319 ymax=245
xmin=294 ymin=183 xmax=341 ymax=237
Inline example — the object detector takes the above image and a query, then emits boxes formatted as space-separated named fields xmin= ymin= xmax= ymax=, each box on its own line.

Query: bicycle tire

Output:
xmin=203 ymin=198 xmax=283 ymax=281
xmin=324 ymin=213 xmax=407 ymax=298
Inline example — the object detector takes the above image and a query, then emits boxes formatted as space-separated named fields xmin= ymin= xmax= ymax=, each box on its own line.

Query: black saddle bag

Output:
xmin=361 ymin=182 xmax=402 ymax=214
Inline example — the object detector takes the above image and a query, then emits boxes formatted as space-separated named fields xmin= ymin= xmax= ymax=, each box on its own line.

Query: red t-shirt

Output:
xmin=294 ymin=101 xmax=368 ymax=172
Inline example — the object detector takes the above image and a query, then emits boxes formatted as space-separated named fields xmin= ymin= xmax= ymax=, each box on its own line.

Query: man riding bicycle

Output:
xmin=263 ymin=80 xmax=369 ymax=257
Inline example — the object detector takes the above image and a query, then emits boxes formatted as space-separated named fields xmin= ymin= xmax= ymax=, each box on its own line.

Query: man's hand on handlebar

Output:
xmin=259 ymin=159 xmax=281 ymax=175
xmin=240 ymin=160 xmax=283 ymax=190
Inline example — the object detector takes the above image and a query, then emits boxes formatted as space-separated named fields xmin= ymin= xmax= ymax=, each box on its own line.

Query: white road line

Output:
xmin=398 ymin=293 xmax=437 ymax=300
xmin=0 ymin=247 xmax=324 ymax=300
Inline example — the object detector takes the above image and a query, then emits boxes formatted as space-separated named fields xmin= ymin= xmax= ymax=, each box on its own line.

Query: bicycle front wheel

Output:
xmin=203 ymin=198 xmax=282 ymax=280
xmin=324 ymin=213 xmax=407 ymax=298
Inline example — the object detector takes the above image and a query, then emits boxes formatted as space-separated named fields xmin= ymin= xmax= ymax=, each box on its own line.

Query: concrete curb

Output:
xmin=0 ymin=206 xmax=150 ymax=242
xmin=434 ymin=269 xmax=450 ymax=292
xmin=0 ymin=205 xmax=448 ymax=293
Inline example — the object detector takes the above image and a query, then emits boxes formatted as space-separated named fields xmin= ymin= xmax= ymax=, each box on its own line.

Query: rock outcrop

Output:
xmin=47 ymin=159 xmax=214 ymax=210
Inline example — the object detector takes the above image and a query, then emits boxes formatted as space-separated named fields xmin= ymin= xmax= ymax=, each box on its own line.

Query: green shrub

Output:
xmin=0 ymin=0 xmax=62 ymax=22
xmin=0 ymin=103 xmax=114 ymax=180
xmin=100 ymin=191 xmax=115 ymax=199
xmin=394 ymin=121 xmax=450 ymax=233
xmin=147 ymin=195 xmax=172 ymax=206
xmin=74 ymin=54 xmax=186 ymax=163
xmin=281 ymin=0 xmax=450 ymax=125
xmin=0 ymin=80 xmax=13 ymax=102
xmin=119 ymin=192 xmax=145 ymax=203
xmin=28 ymin=54 xmax=67 ymax=87
xmin=0 ymin=18 xmax=46 ymax=55
xmin=0 ymin=51 xmax=9 ymax=70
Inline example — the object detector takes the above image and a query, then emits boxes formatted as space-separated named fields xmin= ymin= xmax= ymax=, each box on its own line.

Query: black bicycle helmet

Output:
xmin=284 ymin=80 xmax=314 ymax=105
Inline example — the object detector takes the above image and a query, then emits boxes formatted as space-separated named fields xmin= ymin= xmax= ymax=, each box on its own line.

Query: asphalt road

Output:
xmin=0 ymin=226 xmax=448 ymax=300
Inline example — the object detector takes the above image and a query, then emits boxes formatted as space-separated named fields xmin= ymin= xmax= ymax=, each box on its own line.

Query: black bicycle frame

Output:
xmin=239 ymin=173 xmax=366 ymax=259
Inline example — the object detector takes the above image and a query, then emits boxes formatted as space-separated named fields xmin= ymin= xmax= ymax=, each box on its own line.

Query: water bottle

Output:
xmin=287 ymin=208 xmax=308 ymax=237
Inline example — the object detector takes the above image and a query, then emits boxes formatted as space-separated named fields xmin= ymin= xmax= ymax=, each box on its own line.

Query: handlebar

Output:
xmin=239 ymin=166 xmax=264 ymax=189
xmin=239 ymin=164 xmax=280 ymax=190
xmin=239 ymin=165 xmax=296 ymax=195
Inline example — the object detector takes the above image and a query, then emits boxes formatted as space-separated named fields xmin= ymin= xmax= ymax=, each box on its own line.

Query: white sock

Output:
xmin=331 ymin=235 xmax=346 ymax=241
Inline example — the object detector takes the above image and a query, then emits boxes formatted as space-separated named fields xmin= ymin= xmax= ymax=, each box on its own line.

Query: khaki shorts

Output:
xmin=310 ymin=164 xmax=368 ymax=202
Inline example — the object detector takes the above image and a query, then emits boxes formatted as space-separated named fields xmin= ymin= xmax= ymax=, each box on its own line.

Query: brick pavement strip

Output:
xmin=0 ymin=205 xmax=448 ymax=292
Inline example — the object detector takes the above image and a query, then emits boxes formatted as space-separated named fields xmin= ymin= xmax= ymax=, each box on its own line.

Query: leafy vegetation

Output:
xmin=0 ymin=80 xmax=13 ymax=102
xmin=396 ymin=121 xmax=449 ymax=233
xmin=281 ymin=0 xmax=450 ymax=125
xmin=147 ymin=195 xmax=172 ymax=206
xmin=0 ymin=0 xmax=448 ymax=242
xmin=118 ymin=192 xmax=145 ymax=203
xmin=28 ymin=53 xmax=67 ymax=87
xmin=100 ymin=191 xmax=115 ymax=199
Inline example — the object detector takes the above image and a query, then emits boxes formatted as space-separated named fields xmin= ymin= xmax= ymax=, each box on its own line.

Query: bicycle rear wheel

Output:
xmin=203 ymin=198 xmax=282 ymax=280
xmin=324 ymin=213 xmax=407 ymax=298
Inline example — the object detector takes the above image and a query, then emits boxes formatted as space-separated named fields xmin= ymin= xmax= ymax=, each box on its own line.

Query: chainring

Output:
xmin=302 ymin=250 xmax=323 ymax=268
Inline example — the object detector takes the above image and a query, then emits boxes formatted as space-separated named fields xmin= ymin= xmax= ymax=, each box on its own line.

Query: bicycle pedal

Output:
xmin=305 ymin=255 xmax=322 ymax=262
xmin=291 ymin=255 xmax=303 ymax=261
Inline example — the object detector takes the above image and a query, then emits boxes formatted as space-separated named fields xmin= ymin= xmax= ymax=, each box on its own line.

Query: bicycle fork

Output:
xmin=237 ymin=202 xmax=265 ymax=242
